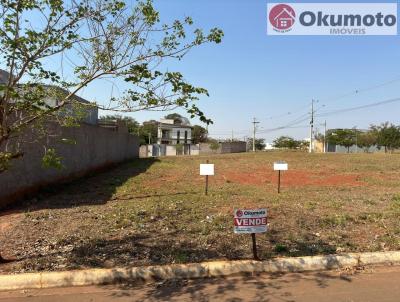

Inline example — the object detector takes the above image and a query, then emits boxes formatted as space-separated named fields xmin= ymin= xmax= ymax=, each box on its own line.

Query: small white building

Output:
xmin=157 ymin=117 xmax=192 ymax=145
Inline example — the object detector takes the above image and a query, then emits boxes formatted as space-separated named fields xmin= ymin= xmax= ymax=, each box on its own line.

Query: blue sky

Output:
xmin=90 ymin=0 xmax=400 ymax=142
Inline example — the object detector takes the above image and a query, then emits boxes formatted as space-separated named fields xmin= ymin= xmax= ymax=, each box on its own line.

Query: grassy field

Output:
xmin=1 ymin=151 xmax=400 ymax=273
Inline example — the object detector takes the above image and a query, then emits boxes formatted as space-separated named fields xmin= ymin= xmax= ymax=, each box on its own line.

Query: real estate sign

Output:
xmin=273 ymin=161 xmax=288 ymax=171
xmin=234 ymin=209 xmax=267 ymax=234
xmin=200 ymin=164 xmax=214 ymax=176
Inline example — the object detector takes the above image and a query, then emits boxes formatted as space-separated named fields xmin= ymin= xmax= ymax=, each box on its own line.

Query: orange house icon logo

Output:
xmin=269 ymin=4 xmax=296 ymax=32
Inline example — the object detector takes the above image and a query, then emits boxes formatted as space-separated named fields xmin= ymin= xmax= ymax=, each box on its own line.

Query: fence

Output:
xmin=0 ymin=122 xmax=139 ymax=208
xmin=139 ymin=141 xmax=246 ymax=158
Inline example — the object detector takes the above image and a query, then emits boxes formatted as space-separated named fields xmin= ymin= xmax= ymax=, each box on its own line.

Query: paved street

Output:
xmin=1 ymin=266 xmax=400 ymax=301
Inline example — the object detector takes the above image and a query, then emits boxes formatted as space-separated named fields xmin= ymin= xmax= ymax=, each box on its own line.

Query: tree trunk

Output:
xmin=347 ymin=146 xmax=350 ymax=153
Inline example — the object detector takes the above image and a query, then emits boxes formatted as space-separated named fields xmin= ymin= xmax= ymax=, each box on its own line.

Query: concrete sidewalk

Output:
xmin=1 ymin=265 xmax=400 ymax=302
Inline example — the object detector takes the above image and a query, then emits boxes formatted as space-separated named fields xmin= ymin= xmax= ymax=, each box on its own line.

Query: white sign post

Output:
xmin=234 ymin=208 xmax=267 ymax=260
xmin=200 ymin=161 xmax=214 ymax=195
xmin=273 ymin=161 xmax=288 ymax=193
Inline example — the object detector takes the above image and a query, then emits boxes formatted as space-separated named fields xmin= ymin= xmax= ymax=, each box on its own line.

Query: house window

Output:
xmin=280 ymin=20 xmax=287 ymax=27
xmin=177 ymin=130 xmax=180 ymax=144
xmin=184 ymin=131 xmax=188 ymax=144
xmin=162 ymin=130 xmax=169 ymax=139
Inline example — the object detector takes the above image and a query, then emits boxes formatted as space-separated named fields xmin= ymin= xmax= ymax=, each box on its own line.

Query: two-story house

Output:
xmin=157 ymin=117 xmax=192 ymax=145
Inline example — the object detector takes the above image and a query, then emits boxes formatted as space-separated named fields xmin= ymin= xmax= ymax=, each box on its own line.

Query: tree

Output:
xmin=164 ymin=113 xmax=183 ymax=120
xmin=314 ymin=132 xmax=324 ymax=142
xmin=99 ymin=115 xmax=140 ymax=134
xmin=357 ymin=131 xmax=377 ymax=153
xmin=0 ymin=0 xmax=223 ymax=171
xmin=326 ymin=129 xmax=355 ymax=153
xmin=0 ymin=0 xmax=223 ymax=262
xmin=273 ymin=136 xmax=300 ymax=149
xmin=247 ymin=138 xmax=266 ymax=151
xmin=370 ymin=122 xmax=400 ymax=153
xmin=208 ymin=139 xmax=220 ymax=153
xmin=192 ymin=125 xmax=208 ymax=144
xmin=139 ymin=120 xmax=158 ymax=145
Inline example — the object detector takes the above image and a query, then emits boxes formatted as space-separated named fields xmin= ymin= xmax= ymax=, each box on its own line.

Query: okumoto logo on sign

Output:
xmin=267 ymin=3 xmax=398 ymax=35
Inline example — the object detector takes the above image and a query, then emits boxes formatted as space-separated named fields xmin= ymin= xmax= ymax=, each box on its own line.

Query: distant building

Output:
xmin=264 ymin=143 xmax=276 ymax=150
xmin=0 ymin=69 xmax=98 ymax=125
xmin=157 ymin=117 xmax=192 ymax=145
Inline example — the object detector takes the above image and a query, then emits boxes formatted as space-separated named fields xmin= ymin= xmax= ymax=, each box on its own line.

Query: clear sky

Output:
xmin=88 ymin=0 xmax=400 ymax=142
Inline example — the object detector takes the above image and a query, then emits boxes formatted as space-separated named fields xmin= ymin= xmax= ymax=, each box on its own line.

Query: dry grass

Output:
xmin=1 ymin=151 xmax=400 ymax=273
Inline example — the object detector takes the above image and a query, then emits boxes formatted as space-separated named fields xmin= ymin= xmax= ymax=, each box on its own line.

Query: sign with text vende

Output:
xmin=200 ymin=164 xmax=214 ymax=176
xmin=234 ymin=209 xmax=267 ymax=234
xmin=267 ymin=3 xmax=397 ymax=35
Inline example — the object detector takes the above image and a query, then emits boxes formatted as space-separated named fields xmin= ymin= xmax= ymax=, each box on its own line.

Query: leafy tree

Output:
xmin=299 ymin=140 xmax=310 ymax=151
xmin=0 ymin=0 xmax=223 ymax=263
xmin=208 ymin=139 xmax=220 ymax=153
xmin=0 ymin=0 xmax=223 ymax=171
xmin=370 ymin=122 xmax=400 ymax=153
xmin=357 ymin=131 xmax=377 ymax=152
xmin=164 ymin=113 xmax=183 ymax=120
xmin=247 ymin=138 xmax=266 ymax=151
xmin=273 ymin=136 xmax=300 ymax=149
xmin=164 ymin=113 xmax=188 ymax=125
xmin=192 ymin=125 xmax=208 ymax=144
xmin=139 ymin=120 xmax=158 ymax=145
xmin=99 ymin=115 xmax=140 ymax=134
xmin=326 ymin=129 xmax=355 ymax=153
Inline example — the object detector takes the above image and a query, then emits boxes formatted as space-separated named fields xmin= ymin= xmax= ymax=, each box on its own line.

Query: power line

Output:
xmin=316 ymin=97 xmax=400 ymax=118
xmin=262 ymin=75 xmax=400 ymax=129
xmin=256 ymin=97 xmax=400 ymax=135
xmin=319 ymin=76 xmax=400 ymax=104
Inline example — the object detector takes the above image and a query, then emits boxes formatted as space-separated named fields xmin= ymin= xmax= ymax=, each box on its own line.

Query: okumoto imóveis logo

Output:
xmin=269 ymin=4 xmax=296 ymax=32
xmin=267 ymin=3 xmax=398 ymax=35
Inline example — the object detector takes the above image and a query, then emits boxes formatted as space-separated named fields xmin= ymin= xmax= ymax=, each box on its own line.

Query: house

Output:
xmin=274 ymin=7 xmax=295 ymax=29
xmin=157 ymin=117 xmax=192 ymax=145
xmin=0 ymin=69 xmax=98 ymax=125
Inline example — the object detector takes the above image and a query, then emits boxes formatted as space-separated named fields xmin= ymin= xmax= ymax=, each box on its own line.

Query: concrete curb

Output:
xmin=1 ymin=251 xmax=400 ymax=291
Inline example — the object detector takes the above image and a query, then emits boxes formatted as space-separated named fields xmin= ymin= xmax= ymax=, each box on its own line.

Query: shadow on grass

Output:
xmin=66 ymin=233 xmax=223 ymax=269
xmin=0 ymin=157 xmax=159 ymax=215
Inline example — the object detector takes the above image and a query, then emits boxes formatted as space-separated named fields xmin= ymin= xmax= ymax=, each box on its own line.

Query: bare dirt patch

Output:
xmin=0 ymin=212 xmax=22 ymax=234
xmin=224 ymin=169 xmax=364 ymax=187
xmin=0 ymin=153 xmax=399 ymax=274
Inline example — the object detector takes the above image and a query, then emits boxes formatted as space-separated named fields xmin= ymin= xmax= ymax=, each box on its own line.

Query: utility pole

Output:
xmin=309 ymin=100 xmax=314 ymax=153
xmin=231 ymin=129 xmax=234 ymax=141
xmin=148 ymin=132 xmax=151 ymax=145
xmin=323 ymin=120 xmax=327 ymax=153
xmin=252 ymin=118 xmax=260 ymax=152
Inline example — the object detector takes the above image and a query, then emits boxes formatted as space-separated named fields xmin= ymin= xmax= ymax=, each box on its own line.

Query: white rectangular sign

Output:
xmin=234 ymin=209 xmax=267 ymax=234
xmin=200 ymin=164 xmax=214 ymax=176
xmin=274 ymin=161 xmax=288 ymax=171
xmin=267 ymin=3 xmax=397 ymax=35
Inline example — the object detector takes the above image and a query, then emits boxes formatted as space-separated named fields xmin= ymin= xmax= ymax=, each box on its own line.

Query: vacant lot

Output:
xmin=1 ymin=152 xmax=400 ymax=273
